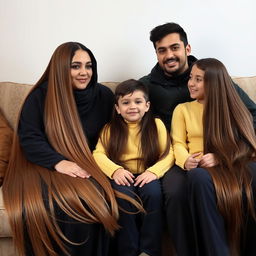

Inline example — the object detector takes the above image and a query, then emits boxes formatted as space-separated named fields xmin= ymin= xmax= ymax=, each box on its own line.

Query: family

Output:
xmin=1 ymin=22 xmax=256 ymax=256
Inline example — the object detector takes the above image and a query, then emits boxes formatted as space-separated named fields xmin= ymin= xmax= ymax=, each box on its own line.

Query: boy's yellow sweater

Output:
xmin=93 ymin=118 xmax=174 ymax=178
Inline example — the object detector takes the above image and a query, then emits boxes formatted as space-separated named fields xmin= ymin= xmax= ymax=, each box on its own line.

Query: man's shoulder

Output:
xmin=139 ymin=74 xmax=151 ymax=84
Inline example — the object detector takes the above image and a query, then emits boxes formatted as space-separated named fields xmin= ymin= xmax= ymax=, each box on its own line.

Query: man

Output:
xmin=139 ymin=22 xmax=256 ymax=256
xmin=140 ymin=22 xmax=256 ymax=130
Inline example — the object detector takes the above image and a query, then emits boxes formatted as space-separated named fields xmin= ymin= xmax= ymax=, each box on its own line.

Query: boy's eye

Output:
xmin=135 ymin=100 xmax=142 ymax=104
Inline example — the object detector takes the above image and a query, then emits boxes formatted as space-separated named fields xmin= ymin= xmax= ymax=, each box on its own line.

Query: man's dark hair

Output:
xmin=150 ymin=22 xmax=188 ymax=48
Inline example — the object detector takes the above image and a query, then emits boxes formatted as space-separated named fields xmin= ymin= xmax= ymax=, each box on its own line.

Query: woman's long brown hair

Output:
xmin=100 ymin=79 xmax=170 ymax=171
xmin=2 ymin=42 xmax=142 ymax=256
xmin=196 ymin=58 xmax=256 ymax=255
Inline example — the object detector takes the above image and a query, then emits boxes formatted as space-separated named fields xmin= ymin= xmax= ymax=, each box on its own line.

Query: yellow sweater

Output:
xmin=93 ymin=118 xmax=174 ymax=178
xmin=171 ymin=100 xmax=204 ymax=169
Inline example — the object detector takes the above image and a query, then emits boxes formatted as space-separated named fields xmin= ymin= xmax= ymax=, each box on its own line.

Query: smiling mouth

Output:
xmin=77 ymin=79 xmax=87 ymax=83
xmin=164 ymin=58 xmax=178 ymax=65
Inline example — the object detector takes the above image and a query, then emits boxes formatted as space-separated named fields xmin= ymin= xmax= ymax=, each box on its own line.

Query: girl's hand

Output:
xmin=184 ymin=152 xmax=202 ymax=170
xmin=134 ymin=170 xmax=157 ymax=187
xmin=199 ymin=153 xmax=218 ymax=168
xmin=54 ymin=160 xmax=91 ymax=178
xmin=112 ymin=168 xmax=134 ymax=186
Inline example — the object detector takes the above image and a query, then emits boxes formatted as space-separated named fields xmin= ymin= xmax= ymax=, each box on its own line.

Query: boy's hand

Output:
xmin=112 ymin=168 xmax=134 ymax=186
xmin=134 ymin=170 xmax=157 ymax=187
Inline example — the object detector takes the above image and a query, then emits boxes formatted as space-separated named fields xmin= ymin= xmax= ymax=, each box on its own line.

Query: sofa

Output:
xmin=0 ymin=78 xmax=255 ymax=256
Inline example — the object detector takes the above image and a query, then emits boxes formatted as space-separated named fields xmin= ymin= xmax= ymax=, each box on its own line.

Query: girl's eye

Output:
xmin=86 ymin=65 xmax=92 ymax=70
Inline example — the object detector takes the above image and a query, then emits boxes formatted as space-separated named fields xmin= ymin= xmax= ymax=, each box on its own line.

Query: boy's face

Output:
xmin=155 ymin=33 xmax=191 ymax=77
xmin=115 ymin=90 xmax=150 ymax=123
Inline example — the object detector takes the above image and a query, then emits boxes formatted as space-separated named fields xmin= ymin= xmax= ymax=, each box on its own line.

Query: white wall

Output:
xmin=0 ymin=0 xmax=255 ymax=84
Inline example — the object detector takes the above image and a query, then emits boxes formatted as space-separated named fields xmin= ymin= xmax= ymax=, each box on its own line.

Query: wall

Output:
xmin=0 ymin=0 xmax=255 ymax=84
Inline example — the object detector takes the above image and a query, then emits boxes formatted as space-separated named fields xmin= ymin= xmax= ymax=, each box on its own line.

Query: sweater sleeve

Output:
xmin=233 ymin=82 xmax=256 ymax=128
xmin=93 ymin=126 xmax=123 ymax=178
xmin=171 ymin=105 xmax=190 ymax=169
xmin=18 ymin=87 xmax=66 ymax=170
xmin=147 ymin=118 xmax=175 ymax=178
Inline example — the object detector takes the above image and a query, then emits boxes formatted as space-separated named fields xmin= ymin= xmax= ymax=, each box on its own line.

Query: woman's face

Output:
xmin=188 ymin=65 xmax=205 ymax=103
xmin=70 ymin=49 xmax=93 ymax=89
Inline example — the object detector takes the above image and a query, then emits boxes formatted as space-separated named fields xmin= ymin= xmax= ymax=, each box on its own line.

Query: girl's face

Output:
xmin=188 ymin=65 xmax=205 ymax=103
xmin=115 ymin=90 xmax=150 ymax=122
xmin=70 ymin=49 xmax=93 ymax=89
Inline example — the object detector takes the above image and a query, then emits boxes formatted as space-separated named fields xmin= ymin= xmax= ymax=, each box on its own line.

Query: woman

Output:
xmin=2 ymin=42 xmax=141 ymax=256
xmin=171 ymin=58 xmax=256 ymax=256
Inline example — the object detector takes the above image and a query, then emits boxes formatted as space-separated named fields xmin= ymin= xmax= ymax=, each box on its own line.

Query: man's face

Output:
xmin=155 ymin=33 xmax=191 ymax=77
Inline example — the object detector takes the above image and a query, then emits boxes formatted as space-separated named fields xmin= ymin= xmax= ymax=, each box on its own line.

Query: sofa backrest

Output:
xmin=0 ymin=82 xmax=119 ymax=129
xmin=0 ymin=78 xmax=255 ymax=129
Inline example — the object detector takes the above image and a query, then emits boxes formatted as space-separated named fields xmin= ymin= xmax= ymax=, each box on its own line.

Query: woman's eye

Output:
xmin=71 ymin=65 xmax=80 ymax=69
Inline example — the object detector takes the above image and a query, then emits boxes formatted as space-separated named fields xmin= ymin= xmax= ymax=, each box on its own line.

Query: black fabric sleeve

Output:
xmin=233 ymin=82 xmax=256 ymax=128
xmin=18 ymin=87 xmax=66 ymax=170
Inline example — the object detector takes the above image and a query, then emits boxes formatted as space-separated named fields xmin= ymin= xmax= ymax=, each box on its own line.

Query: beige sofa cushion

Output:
xmin=233 ymin=76 xmax=256 ymax=102
xmin=0 ymin=112 xmax=13 ymax=186
xmin=0 ymin=187 xmax=12 ymax=237
xmin=0 ymin=82 xmax=33 ymax=129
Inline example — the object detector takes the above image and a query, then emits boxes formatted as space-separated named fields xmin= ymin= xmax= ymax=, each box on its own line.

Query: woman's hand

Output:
xmin=184 ymin=152 xmax=202 ymax=170
xmin=112 ymin=168 xmax=134 ymax=186
xmin=199 ymin=153 xmax=218 ymax=168
xmin=54 ymin=160 xmax=91 ymax=178
xmin=134 ymin=170 xmax=157 ymax=187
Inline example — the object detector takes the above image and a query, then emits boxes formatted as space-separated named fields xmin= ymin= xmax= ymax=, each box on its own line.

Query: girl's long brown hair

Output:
xmin=101 ymin=79 xmax=170 ymax=171
xmin=2 ymin=42 xmax=142 ymax=256
xmin=196 ymin=58 xmax=256 ymax=255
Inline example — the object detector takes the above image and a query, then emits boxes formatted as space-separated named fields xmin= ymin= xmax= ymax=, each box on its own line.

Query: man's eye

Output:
xmin=158 ymin=49 xmax=165 ymax=54
xmin=172 ymin=46 xmax=179 ymax=51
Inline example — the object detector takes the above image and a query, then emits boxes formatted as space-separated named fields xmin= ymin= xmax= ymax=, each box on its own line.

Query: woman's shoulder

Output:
xmin=97 ymin=83 xmax=114 ymax=95
xmin=22 ymin=82 xmax=47 ymax=112
xmin=26 ymin=82 xmax=47 ymax=100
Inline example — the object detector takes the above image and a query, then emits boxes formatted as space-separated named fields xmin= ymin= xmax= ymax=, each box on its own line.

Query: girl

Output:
xmin=171 ymin=58 xmax=256 ymax=256
xmin=93 ymin=79 xmax=174 ymax=256
xmin=2 ymin=42 xmax=141 ymax=256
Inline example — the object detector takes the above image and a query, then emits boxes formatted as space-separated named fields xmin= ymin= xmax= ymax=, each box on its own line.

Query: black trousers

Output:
xmin=111 ymin=178 xmax=163 ymax=256
xmin=162 ymin=163 xmax=256 ymax=256
xmin=25 ymin=183 xmax=110 ymax=256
